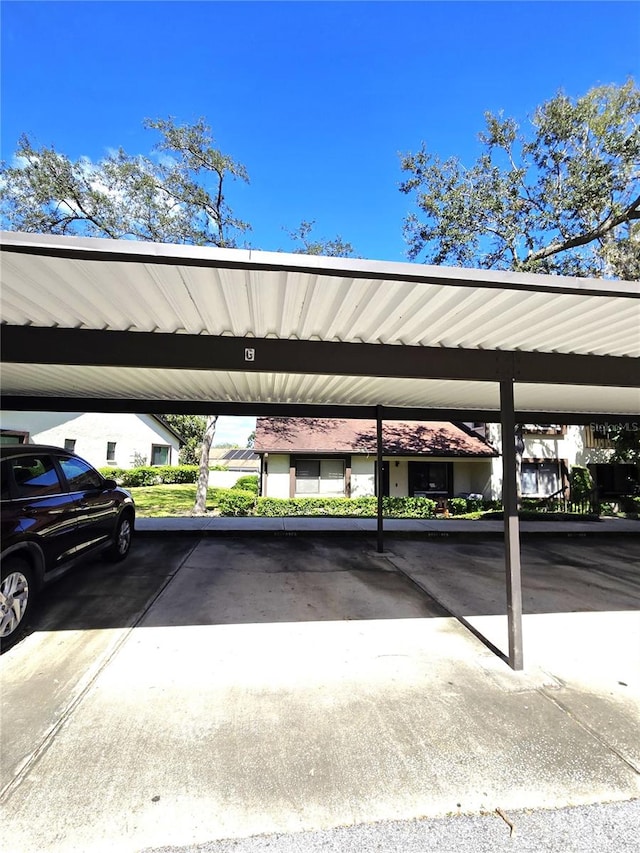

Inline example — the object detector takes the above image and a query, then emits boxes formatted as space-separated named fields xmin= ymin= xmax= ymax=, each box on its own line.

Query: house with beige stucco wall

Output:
xmin=254 ymin=417 xmax=498 ymax=503
xmin=255 ymin=417 xmax=639 ymax=504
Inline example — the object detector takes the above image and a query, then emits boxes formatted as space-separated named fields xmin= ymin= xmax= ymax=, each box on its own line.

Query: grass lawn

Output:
xmin=129 ymin=484 xmax=215 ymax=517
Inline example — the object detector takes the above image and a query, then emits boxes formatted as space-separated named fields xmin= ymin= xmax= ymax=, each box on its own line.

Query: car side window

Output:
xmin=58 ymin=456 xmax=103 ymax=492
xmin=1 ymin=460 xmax=10 ymax=500
xmin=11 ymin=455 xmax=64 ymax=498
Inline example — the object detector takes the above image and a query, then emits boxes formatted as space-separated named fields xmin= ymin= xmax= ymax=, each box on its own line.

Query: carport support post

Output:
xmin=500 ymin=379 xmax=524 ymax=671
xmin=376 ymin=406 xmax=384 ymax=553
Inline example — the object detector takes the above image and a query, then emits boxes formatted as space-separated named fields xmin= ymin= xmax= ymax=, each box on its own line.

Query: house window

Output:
xmin=295 ymin=458 xmax=345 ymax=496
xmin=106 ymin=441 xmax=117 ymax=462
xmin=408 ymin=462 xmax=452 ymax=496
xmin=151 ymin=444 xmax=170 ymax=466
xmin=0 ymin=430 xmax=29 ymax=444
xmin=521 ymin=461 xmax=561 ymax=497
xmin=64 ymin=438 xmax=76 ymax=452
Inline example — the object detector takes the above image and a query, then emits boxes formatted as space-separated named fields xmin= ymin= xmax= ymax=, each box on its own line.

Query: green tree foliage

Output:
xmin=162 ymin=414 xmax=207 ymax=465
xmin=399 ymin=80 xmax=640 ymax=278
xmin=0 ymin=117 xmax=250 ymax=247
xmin=283 ymin=220 xmax=358 ymax=258
xmin=607 ymin=423 xmax=640 ymax=464
xmin=0 ymin=117 xmax=359 ymax=513
xmin=0 ymin=118 xmax=249 ymax=514
xmin=570 ymin=466 xmax=594 ymax=502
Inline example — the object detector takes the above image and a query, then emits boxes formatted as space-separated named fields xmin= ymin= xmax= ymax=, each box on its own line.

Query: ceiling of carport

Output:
xmin=1 ymin=231 xmax=639 ymax=420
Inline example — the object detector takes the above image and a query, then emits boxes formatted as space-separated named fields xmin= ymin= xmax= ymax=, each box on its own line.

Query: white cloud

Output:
xmin=213 ymin=416 xmax=256 ymax=447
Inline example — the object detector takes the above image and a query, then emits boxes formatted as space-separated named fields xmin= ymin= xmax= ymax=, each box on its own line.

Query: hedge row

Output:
xmin=216 ymin=489 xmax=257 ymax=516
xmin=254 ymin=496 xmax=438 ymax=518
xmin=99 ymin=465 xmax=200 ymax=486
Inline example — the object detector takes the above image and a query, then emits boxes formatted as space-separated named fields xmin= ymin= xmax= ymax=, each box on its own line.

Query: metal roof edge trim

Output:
xmin=2 ymin=230 xmax=637 ymax=299
xmin=2 ymin=397 xmax=637 ymax=423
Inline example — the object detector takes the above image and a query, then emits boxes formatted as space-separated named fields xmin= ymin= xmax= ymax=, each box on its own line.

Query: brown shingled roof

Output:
xmin=254 ymin=418 xmax=497 ymax=457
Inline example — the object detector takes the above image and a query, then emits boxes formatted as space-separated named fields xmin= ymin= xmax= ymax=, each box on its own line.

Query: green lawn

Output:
xmin=129 ymin=484 xmax=214 ymax=517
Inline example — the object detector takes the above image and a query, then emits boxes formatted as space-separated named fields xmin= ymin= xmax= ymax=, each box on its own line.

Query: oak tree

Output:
xmin=399 ymin=80 xmax=640 ymax=278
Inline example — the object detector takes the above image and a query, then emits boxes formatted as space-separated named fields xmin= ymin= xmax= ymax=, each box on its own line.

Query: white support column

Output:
xmin=500 ymin=379 xmax=524 ymax=670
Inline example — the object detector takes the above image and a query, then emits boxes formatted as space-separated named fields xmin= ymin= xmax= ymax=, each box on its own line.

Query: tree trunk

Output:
xmin=192 ymin=415 xmax=218 ymax=515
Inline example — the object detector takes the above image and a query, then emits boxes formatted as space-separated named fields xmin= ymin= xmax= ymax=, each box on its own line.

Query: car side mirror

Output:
xmin=102 ymin=478 xmax=118 ymax=489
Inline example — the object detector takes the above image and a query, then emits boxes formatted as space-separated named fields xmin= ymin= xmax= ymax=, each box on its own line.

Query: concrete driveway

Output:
xmin=1 ymin=534 xmax=639 ymax=853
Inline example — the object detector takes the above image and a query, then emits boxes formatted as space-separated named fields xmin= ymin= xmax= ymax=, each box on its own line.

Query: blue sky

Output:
xmin=2 ymin=0 xmax=638 ymax=444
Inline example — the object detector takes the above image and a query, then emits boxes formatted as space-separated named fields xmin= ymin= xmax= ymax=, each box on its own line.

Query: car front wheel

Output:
xmin=107 ymin=513 xmax=133 ymax=562
xmin=0 ymin=557 xmax=35 ymax=650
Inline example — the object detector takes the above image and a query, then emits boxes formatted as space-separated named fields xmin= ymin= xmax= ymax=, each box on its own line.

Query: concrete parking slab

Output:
xmin=0 ymin=536 xmax=199 ymax=793
xmin=2 ymin=535 xmax=639 ymax=853
xmin=386 ymin=538 xmax=640 ymax=686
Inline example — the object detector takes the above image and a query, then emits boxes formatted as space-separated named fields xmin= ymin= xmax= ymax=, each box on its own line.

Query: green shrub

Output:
xmin=98 ymin=465 xmax=199 ymax=487
xmin=483 ymin=499 xmax=502 ymax=511
xmin=570 ymin=466 xmax=593 ymax=503
xmin=215 ymin=488 xmax=256 ymax=516
xmin=232 ymin=475 xmax=259 ymax=494
xmin=255 ymin=496 xmax=437 ymax=518
xmin=448 ymin=497 xmax=468 ymax=516
xmin=255 ymin=497 xmax=369 ymax=517
xmin=99 ymin=467 xmax=127 ymax=483
xmin=156 ymin=465 xmax=200 ymax=484
xmin=521 ymin=497 xmax=566 ymax=513
xmin=599 ymin=502 xmax=616 ymax=516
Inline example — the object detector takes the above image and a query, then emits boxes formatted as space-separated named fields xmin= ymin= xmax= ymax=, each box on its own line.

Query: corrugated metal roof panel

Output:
xmin=2 ymin=233 xmax=638 ymax=356
xmin=2 ymin=362 xmax=638 ymax=415
xmin=1 ymin=232 xmax=638 ymax=418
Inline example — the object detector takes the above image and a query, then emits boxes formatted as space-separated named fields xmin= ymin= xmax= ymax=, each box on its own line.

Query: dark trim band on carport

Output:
xmin=1 ymin=325 xmax=637 ymax=387
xmin=4 ymin=233 xmax=638 ymax=299
xmin=1 ymin=395 xmax=637 ymax=427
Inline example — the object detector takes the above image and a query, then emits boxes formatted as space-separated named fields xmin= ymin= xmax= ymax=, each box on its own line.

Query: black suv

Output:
xmin=1 ymin=444 xmax=135 ymax=649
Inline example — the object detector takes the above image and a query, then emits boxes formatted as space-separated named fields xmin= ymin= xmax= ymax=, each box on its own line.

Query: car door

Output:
xmin=7 ymin=452 xmax=79 ymax=570
xmin=56 ymin=455 xmax=119 ymax=555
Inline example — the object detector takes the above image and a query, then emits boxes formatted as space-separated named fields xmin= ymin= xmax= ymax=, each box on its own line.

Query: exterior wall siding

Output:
xmin=351 ymin=456 xmax=375 ymax=497
xmin=263 ymin=454 xmax=494 ymax=499
xmin=0 ymin=411 xmax=180 ymax=470
xmin=487 ymin=424 xmax=619 ymax=500
xmin=264 ymin=454 xmax=291 ymax=498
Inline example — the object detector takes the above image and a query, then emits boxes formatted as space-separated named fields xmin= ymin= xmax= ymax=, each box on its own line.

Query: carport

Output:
xmin=1 ymin=230 xmax=639 ymax=670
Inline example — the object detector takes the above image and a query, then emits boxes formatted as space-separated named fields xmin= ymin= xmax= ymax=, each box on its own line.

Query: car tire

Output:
xmin=106 ymin=512 xmax=133 ymax=562
xmin=0 ymin=556 xmax=35 ymax=651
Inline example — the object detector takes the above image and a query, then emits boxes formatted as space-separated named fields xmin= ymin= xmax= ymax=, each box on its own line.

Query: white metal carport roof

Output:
xmin=1 ymin=231 xmax=639 ymax=420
